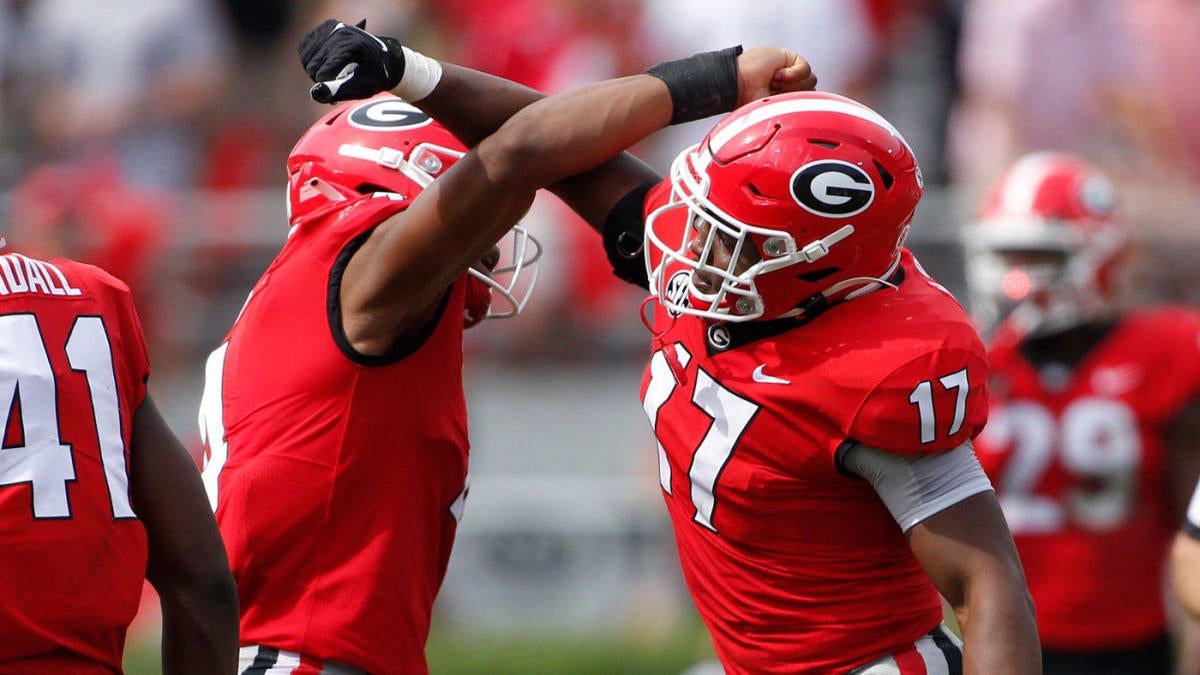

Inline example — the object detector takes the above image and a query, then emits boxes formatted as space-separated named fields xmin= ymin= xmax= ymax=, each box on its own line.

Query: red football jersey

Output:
xmin=641 ymin=248 xmax=989 ymax=673
xmin=975 ymin=307 xmax=1200 ymax=650
xmin=0 ymin=253 xmax=150 ymax=672
xmin=201 ymin=195 xmax=471 ymax=675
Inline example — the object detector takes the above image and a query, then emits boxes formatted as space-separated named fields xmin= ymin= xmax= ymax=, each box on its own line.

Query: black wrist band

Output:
xmin=646 ymin=45 xmax=743 ymax=125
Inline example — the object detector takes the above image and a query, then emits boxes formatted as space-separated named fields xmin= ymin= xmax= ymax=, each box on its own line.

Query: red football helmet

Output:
xmin=644 ymin=91 xmax=923 ymax=322
xmin=286 ymin=94 xmax=541 ymax=320
xmin=962 ymin=152 xmax=1126 ymax=335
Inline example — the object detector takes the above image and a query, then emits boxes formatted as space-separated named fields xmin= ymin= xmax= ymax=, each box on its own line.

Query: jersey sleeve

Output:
xmin=1152 ymin=308 xmax=1200 ymax=418
xmin=849 ymin=346 xmax=990 ymax=456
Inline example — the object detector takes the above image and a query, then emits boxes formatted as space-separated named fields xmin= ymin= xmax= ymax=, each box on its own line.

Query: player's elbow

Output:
xmin=477 ymin=106 xmax=590 ymax=191
xmin=475 ymin=125 xmax=548 ymax=193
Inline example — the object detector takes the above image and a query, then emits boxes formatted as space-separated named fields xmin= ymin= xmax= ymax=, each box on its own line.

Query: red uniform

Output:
xmin=975 ymin=307 xmax=1200 ymax=650
xmin=641 ymin=247 xmax=989 ymax=673
xmin=201 ymin=195 xmax=471 ymax=675
xmin=0 ymin=253 xmax=150 ymax=672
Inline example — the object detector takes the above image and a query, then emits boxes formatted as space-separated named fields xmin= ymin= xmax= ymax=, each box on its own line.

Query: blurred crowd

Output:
xmin=1 ymin=0 xmax=1199 ymax=367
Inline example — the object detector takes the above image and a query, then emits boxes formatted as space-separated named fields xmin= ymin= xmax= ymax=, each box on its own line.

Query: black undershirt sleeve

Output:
xmin=601 ymin=181 xmax=656 ymax=290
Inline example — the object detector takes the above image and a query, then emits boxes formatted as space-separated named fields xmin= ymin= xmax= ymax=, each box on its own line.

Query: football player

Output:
xmin=290 ymin=18 xmax=1040 ymax=674
xmin=964 ymin=152 xmax=1200 ymax=675
xmin=0 ymin=241 xmax=237 ymax=672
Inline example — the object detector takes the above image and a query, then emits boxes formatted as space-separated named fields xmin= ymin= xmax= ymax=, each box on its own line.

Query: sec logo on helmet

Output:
xmin=665 ymin=270 xmax=691 ymax=318
xmin=348 ymin=99 xmax=434 ymax=131
xmin=790 ymin=160 xmax=875 ymax=218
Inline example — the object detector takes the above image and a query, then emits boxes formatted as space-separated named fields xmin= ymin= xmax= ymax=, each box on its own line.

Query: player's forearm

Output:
xmin=478 ymin=74 xmax=671 ymax=193
xmin=414 ymin=62 xmax=547 ymax=149
xmin=157 ymin=579 xmax=239 ymax=675
xmin=956 ymin=584 xmax=1041 ymax=674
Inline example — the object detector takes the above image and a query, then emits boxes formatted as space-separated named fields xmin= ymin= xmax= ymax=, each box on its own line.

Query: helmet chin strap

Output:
xmin=777 ymin=256 xmax=901 ymax=320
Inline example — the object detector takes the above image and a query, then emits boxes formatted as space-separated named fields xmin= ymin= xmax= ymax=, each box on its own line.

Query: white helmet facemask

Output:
xmin=470 ymin=225 xmax=543 ymax=320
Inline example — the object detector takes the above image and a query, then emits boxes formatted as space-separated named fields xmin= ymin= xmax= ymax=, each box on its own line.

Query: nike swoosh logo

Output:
xmin=336 ymin=22 xmax=389 ymax=52
xmin=752 ymin=364 xmax=790 ymax=385
xmin=1089 ymin=364 xmax=1142 ymax=396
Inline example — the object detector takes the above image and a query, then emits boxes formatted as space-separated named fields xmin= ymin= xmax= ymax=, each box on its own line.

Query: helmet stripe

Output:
xmin=708 ymin=97 xmax=916 ymax=159
xmin=995 ymin=153 xmax=1059 ymax=214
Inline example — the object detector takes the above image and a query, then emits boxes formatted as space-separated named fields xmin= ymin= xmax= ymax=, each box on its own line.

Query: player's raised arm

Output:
xmin=296 ymin=19 xmax=815 ymax=354
xmin=298 ymin=21 xmax=814 ymax=242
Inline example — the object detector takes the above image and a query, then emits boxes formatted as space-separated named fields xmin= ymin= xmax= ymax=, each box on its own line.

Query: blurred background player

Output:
xmin=299 ymin=18 xmax=1040 ymax=674
xmin=0 ymin=238 xmax=237 ymax=672
xmin=963 ymin=151 xmax=1200 ymax=675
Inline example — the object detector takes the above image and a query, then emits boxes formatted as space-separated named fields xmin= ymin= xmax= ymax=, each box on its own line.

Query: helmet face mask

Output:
xmin=469 ymin=225 xmax=543 ymax=320
xmin=645 ymin=91 xmax=923 ymax=323
xmin=287 ymin=94 xmax=542 ymax=321
xmin=963 ymin=152 xmax=1126 ymax=336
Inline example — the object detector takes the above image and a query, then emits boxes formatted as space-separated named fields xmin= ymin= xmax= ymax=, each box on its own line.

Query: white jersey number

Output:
xmin=644 ymin=343 xmax=760 ymax=532
xmin=908 ymin=368 xmax=970 ymax=444
xmin=0 ymin=313 xmax=134 ymax=519
xmin=982 ymin=397 xmax=1141 ymax=533
xmin=197 ymin=342 xmax=229 ymax=511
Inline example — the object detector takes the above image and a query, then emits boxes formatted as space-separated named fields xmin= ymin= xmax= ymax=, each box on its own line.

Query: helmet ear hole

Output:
xmin=355 ymin=183 xmax=392 ymax=195
xmin=872 ymin=160 xmax=894 ymax=190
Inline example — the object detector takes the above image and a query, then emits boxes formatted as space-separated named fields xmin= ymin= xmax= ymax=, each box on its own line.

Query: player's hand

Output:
xmin=736 ymin=47 xmax=816 ymax=106
xmin=298 ymin=19 xmax=406 ymax=103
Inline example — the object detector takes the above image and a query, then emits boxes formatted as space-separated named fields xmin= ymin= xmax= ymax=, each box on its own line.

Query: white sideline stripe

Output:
xmin=708 ymin=97 xmax=915 ymax=158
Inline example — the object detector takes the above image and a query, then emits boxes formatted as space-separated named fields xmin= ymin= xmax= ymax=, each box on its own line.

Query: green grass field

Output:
xmin=123 ymin=623 xmax=717 ymax=675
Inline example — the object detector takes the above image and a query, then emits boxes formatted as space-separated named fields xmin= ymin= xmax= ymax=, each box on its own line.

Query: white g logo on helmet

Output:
xmin=347 ymin=99 xmax=434 ymax=131
xmin=790 ymin=160 xmax=875 ymax=218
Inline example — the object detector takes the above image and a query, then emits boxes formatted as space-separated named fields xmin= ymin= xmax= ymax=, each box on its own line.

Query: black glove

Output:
xmin=298 ymin=19 xmax=406 ymax=103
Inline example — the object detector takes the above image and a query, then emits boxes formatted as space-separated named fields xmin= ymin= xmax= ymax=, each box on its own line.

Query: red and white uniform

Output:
xmin=0 ymin=253 xmax=150 ymax=672
xmin=975 ymin=307 xmax=1200 ymax=651
xmin=201 ymin=195 xmax=471 ymax=675
xmin=641 ymin=248 xmax=989 ymax=673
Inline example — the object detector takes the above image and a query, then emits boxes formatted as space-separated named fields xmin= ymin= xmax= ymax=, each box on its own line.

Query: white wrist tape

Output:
xmin=395 ymin=46 xmax=443 ymax=102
